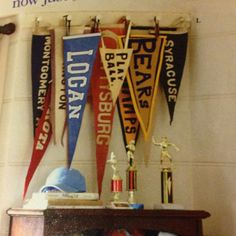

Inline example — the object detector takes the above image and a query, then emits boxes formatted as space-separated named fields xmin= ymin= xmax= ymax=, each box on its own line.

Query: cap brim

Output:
xmin=40 ymin=184 xmax=85 ymax=193
xmin=39 ymin=185 xmax=63 ymax=193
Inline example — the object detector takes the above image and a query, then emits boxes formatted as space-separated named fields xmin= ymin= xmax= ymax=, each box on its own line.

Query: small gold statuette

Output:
xmin=107 ymin=152 xmax=122 ymax=202
xmin=126 ymin=140 xmax=137 ymax=204
xmin=152 ymin=136 xmax=179 ymax=204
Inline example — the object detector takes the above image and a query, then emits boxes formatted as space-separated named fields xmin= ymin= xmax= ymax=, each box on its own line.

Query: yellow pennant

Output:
xmin=125 ymin=35 xmax=167 ymax=140
xmin=100 ymin=47 xmax=133 ymax=104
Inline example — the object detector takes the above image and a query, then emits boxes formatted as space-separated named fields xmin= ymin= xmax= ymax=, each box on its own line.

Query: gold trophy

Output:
xmin=126 ymin=140 xmax=137 ymax=204
xmin=107 ymin=152 xmax=123 ymax=202
xmin=152 ymin=136 xmax=179 ymax=204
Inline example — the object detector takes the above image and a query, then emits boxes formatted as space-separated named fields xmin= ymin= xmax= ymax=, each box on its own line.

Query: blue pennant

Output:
xmin=63 ymin=33 xmax=101 ymax=167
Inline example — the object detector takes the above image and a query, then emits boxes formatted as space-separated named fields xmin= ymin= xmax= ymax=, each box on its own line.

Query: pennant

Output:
xmin=117 ymin=78 xmax=140 ymax=149
xmin=23 ymin=86 xmax=52 ymax=198
xmin=126 ymin=35 xmax=166 ymax=140
xmin=51 ymin=27 xmax=86 ymax=146
xmin=63 ymin=33 xmax=101 ymax=167
xmin=24 ymin=32 xmax=53 ymax=198
xmin=92 ymin=25 xmax=125 ymax=196
xmin=160 ymin=31 xmax=188 ymax=124
xmin=31 ymin=34 xmax=52 ymax=136
xmin=115 ymin=23 xmax=140 ymax=151
xmin=100 ymin=47 xmax=133 ymax=105
xmin=50 ymin=28 xmax=66 ymax=145
xmin=0 ymin=35 xmax=10 ymax=116
xmin=100 ymin=22 xmax=133 ymax=105
xmin=92 ymin=51 xmax=115 ymax=196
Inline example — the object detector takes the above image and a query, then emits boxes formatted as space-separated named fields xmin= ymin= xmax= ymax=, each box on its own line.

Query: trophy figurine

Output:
xmin=152 ymin=136 xmax=179 ymax=204
xmin=107 ymin=152 xmax=123 ymax=202
xmin=126 ymin=140 xmax=137 ymax=204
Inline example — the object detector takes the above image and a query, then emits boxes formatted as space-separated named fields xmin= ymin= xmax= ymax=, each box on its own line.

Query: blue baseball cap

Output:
xmin=40 ymin=167 xmax=86 ymax=193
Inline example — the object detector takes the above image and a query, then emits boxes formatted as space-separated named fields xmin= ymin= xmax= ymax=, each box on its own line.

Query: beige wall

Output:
xmin=0 ymin=1 xmax=235 ymax=236
xmin=189 ymin=3 xmax=236 ymax=236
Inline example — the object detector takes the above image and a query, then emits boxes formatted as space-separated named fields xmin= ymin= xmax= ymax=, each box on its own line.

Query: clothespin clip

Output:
xmin=91 ymin=15 xmax=101 ymax=33
xmin=63 ymin=15 xmax=72 ymax=36
xmin=0 ymin=22 xmax=16 ymax=35
xmin=154 ymin=16 xmax=159 ymax=37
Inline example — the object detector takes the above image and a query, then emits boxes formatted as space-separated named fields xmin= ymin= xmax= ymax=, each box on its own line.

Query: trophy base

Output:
xmin=153 ymin=203 xmax=184 ymax=210
xmin=129 ymin=203 xmax=144 ymax=209
xmin=106 ymin=201 xmax=132 ymax=209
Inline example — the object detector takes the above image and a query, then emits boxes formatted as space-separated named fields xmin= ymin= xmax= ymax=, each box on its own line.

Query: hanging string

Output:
xmin=124 ymin=20 xmax=132 ymax=49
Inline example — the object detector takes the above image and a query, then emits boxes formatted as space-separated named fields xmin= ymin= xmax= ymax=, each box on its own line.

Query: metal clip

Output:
xmin=63 ymin=15 xmax=72 ymax=36
xmin=91 ymin=15 xmax=101 ymax=33
xmin=154 ymin=16 xmax=159 ymax=37
xmin=34 ymin=17 xmax=41 ymax=34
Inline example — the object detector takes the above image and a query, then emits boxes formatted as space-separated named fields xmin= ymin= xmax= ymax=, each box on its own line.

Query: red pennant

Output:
xmin=92 ymin=51 xmax=115 ymax=196
xmin=24 ymin=31 xmax=53 ymax=198
xmin=23 ymin=86 xmax=52 ymax=198
xmin=92 ymin=26 xmax=125 ymax=196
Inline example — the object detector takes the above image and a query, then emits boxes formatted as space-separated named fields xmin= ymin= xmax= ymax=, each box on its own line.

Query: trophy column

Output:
xmin=161 ymin=167 xmax=173 ymax=203
xmin=126 ymin=164 xmax=137 ymax=204
xmin=126 ymin=140 xmax=137 ymax=204
xmin=107 ymin=152 xmax=122 ymax=202
xmin=152 ymin=136 xmax=179 ymax=205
